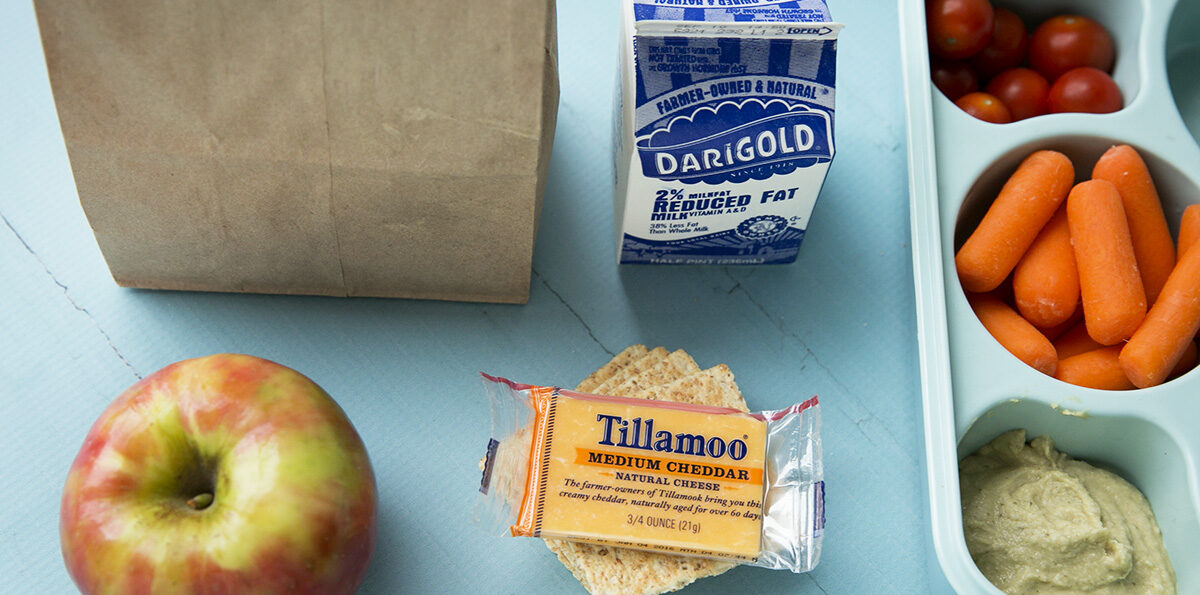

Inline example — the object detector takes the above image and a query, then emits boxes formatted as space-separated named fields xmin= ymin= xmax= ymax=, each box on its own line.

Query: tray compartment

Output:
xmin=946 ymin=134 xmax=1200 ymax=407
xmin=1167 ymin=0 xmax=1200 ymax=148
xmin=958 ymin=398 xmax=1200 ymax=590
xmin=929 ymin=0 xmax=1144 ymax=117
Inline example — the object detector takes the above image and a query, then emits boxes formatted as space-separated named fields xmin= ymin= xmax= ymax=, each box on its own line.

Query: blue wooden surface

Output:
xmin=0 ymin=0 xmax=951 ymax=592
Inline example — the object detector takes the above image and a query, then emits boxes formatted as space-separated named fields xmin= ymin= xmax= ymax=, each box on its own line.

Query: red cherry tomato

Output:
xmin=985 ymin=68 xmax=1049 ymax=121
xmin=969 ymin=8 xmax=1028 ymax=79
xmin=927 ymin=0 xmax=995 ymax=60
xmin=931 ymin=58 xmax=980 ymax=101
xmin=1029 ymin=15 xmax=1115 ymax=82
xmin=956 ymin=92 xmax=1012 ymax=123
xmin=1047 ymin=67 xmax=1122 ymax=114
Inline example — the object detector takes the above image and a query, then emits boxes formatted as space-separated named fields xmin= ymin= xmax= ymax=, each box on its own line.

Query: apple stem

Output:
xmin=186 ymin=493 xmax=214 ymax=510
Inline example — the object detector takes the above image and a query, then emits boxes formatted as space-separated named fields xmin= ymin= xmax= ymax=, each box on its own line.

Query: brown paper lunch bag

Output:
xmin=34 ymin=0 xmax=558 ymax=303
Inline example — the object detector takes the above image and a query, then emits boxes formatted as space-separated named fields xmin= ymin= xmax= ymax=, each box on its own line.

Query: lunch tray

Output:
xmin=898 ymin=0 xmax=1200 ymax=592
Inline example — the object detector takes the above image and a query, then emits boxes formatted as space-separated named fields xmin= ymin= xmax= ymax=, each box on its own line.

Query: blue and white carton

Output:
xmin=615 ymin=0 xmax=842 ymax=265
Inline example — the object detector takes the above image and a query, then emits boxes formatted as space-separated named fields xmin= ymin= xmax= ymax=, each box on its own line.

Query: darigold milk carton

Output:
xmin=616 ymin=1 xmax=842 ymax=265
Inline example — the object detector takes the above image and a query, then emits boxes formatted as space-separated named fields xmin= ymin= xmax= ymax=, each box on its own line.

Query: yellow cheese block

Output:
xmin=512 ymin=386 xmax=767 ymax=562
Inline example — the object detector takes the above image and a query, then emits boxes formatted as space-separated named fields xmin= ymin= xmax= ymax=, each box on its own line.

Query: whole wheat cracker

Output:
xmin=576 ymin=344 xmax=648 ymax=393
xmin=591 ymin=347 xmax=668 ymax=395
xmin=486 ymin=425 xmax=531 ymax=514
xmin=603 ymin=350 xmax=699 ymax=398
xmin=543 ymin=359 xmax=750 ymax=595
xmin=633 ymin=364 xmax=745 ymax=411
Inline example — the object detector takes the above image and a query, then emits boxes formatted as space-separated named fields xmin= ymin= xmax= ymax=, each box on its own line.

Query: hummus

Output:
xmin=959 ymin=430 xmax=1176 ymax=594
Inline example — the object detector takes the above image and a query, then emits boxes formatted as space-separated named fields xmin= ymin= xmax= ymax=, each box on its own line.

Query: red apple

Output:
xmin=60 ymin=354 xmax=377 ymax=594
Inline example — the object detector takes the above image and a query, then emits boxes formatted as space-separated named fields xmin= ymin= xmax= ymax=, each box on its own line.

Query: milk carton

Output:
xmin=615 ymin=1 xmax=842 ymax=265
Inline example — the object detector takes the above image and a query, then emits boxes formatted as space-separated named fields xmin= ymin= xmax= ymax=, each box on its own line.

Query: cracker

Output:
xmin=487 ymin=426 xmax=532 ymax=511
xmin=591 ymin=347 xmax=668 ymax=395
xmin=543 ymin=358 xmax=749 ymax=595
xmin=576 ymin=344 xmax=649 ymax=393
xmin=631 ymin=364 xmax=747 ymax=413
xmin=605 ymin=350 xmax=698 ymax=398
xmin=546 ymin=540 xmax=737 ymax=595
xmin=666 ymin=349 xmax=702 ymax=375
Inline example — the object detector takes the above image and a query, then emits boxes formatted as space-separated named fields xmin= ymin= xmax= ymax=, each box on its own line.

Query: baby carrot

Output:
xmin=1067 ymin=180 xmax=1147 ymax=345
xmin=1169 ymin=340 xmax=1198 ymax=379
xmin=1054 ymin=346 xmax=1134 ymax=390
xmin=1037 ymin=308 xmax=1083 ymax=342
xmin=969 ymin=293 xmax=1058 ymax=376
xmin=1013 ymin=205 xmax=1079 ymax=328
xmin=1092 ymin=145 xmax=1176 ymax=304
xmin=956 ymin=150 xmax=1075 ymax=293
xmin=1178 ymin=204 xmax=1200 ymax=258
xmin=1120 ymin=245 xmax=1200 ymax=387
xmin=1053 ymin=321 xmax=1104 ymax=360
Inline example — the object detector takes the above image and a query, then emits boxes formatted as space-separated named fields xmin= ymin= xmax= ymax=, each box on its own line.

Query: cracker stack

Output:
xmin=546 ymin=345 xmax=751 ymax=595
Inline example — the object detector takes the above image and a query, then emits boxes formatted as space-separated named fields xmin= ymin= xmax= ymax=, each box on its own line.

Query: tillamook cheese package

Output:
xmin=614 ymin=0 xmax=842 ymax=265
xmin=477 ymin=375 xmax=824 ymax=573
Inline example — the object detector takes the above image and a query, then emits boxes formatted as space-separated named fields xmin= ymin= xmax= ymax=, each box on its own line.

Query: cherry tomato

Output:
xmin=927 ymin=0 xmax=995 ymax=60
xmin=969 ymin=8 xmax=1028 ymax=80
xmin=1047 ymin=67 xmax=1122 ymax=114
xmin=956 ymin=92 xmax=1012 ymax=123
xmin=931 ymin=58 xmax=980 ymax=101
xmin=985 ymin=68 xmax=1049 ymax=121
xmin=1029 ymin=15 xmax=1115 ymax=82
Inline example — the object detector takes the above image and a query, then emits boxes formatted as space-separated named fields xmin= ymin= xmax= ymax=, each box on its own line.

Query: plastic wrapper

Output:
xmin=476 ymin=374 xmax=824 ymax=573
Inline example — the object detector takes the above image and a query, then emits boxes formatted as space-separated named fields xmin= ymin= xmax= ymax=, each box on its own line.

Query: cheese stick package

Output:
xmin=476 ymin=374 xmax=824 ymax=573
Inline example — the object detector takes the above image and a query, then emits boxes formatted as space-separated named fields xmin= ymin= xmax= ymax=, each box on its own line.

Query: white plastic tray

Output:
xmin=899 ymin=0 xmax=1200 ymax=592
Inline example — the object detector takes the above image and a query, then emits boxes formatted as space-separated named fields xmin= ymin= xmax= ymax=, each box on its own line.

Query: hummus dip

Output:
xmin=960 ymin=430 xmax=1176 ymax=594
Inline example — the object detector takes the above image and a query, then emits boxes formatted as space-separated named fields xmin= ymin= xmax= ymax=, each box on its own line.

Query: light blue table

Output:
xmin=0 ymin=0 xmax=953 ymax=592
